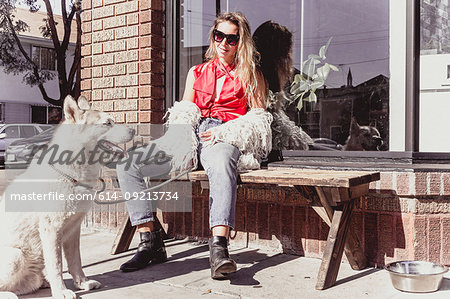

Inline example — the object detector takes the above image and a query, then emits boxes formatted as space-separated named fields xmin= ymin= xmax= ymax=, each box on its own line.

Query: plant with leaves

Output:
xmin=289 ymin=37 xmax=339 ymax=112
xmin=0 ymin=0 xmax=82 ymax=106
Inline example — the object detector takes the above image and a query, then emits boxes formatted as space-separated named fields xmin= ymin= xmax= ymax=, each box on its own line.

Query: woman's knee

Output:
xmin=116 ymin=159 xmax=139 ymax=181
xmin=203 ymin=144 xmax=240 ymax=171
xmin=216 ymin=157 xmax=238 ymax=174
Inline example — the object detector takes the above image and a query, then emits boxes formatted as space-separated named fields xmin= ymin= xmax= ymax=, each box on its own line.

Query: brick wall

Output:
xmin=80 ymin=0 xmax=165 ymax=127
xmin=80 ymin=0 xmax=166 ymax=230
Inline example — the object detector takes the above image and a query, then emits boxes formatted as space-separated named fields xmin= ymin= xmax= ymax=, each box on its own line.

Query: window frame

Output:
xmin=31 ymin=45 xmax=56 ymax=71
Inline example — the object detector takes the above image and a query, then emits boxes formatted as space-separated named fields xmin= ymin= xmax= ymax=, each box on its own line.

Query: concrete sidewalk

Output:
xmin=20 ymin=230 xmax=450 ymax=299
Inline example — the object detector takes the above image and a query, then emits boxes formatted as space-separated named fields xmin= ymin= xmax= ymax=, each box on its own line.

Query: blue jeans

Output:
xmin=116 ymin=118 xmax=240 ymax=229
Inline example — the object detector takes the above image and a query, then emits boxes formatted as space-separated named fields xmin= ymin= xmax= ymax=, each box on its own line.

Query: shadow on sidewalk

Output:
xmin=231 ymin=251 xmax=297 ymax=286
xmin=333 ymin=267 xmax=380 ymax=287
xmin=72 ymin=242 xmax=299 ymax=297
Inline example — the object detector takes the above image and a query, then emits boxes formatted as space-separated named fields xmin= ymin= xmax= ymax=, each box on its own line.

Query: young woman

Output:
xmin=116 ymin=12 xmax=272 ymax=279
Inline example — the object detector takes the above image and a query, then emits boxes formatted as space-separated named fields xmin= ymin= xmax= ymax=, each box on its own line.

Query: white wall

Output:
xmin=4 ymin=103 xmax=30 ymax=123
xmin=420 ymin=53 xmax=450 ymax=152
xmin=0 ymin=39 xmax=75 ymax=106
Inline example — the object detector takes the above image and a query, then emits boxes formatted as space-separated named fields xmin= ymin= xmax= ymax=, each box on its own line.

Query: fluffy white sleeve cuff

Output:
xmin=208 ymin=108 xmax=273 ymax=170
xmin=155 ymin=101 xmax=201 ymax=172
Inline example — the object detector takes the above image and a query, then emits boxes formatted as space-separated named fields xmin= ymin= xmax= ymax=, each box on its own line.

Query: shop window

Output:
xmin=171 ymin=0 xmax=390 ymax=152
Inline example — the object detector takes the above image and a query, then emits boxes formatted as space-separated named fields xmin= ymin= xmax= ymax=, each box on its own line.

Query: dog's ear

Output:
xmin=63 ymin=95 xmax=81 ymax=123
xmin=350 ymin=117 xmax=360 ymax=135
xmin=77 ymin=96 xmax=91 ymax=110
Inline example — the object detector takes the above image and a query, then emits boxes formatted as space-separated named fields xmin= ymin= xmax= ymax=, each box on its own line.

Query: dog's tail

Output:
xmin=0 ymin=247 xmax=42 ymax=295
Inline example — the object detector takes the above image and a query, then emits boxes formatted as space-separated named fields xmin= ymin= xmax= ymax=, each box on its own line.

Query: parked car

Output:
xmin=4 ymin=126 xmax=56 ymax=168
xmin=0 ymin=124 xmax=54 ymax=166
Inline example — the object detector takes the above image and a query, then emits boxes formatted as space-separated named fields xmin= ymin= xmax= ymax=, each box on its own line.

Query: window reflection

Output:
xmin=421 ymin=0 xmax=450 ymax=55
xmin=178 ymin=0 xmax=390 ymax=151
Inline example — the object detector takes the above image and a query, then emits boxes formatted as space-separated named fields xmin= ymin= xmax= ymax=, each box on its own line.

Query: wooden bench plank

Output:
xmin=188 ymin=170 xmax=209 ymax=181
xmin=240 ymin=168 xmax=379 ymax=188
xmin=188 ymin=168 xmax=380 ymax=188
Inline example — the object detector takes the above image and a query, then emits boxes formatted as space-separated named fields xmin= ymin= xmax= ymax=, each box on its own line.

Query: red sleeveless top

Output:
xmin=192 ymin=59 xmax=248 ymax=122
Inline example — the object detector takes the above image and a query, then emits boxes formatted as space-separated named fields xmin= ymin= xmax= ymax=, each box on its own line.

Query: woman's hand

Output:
xmin=199 ymin=129 xmax=217 ymax=144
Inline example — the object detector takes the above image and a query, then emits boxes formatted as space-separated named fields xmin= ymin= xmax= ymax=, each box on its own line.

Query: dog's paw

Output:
xmin=52 ymin=289 xmax=77 ymax=299
xmin=0 ymin=292 xmax=19 ymax=299
xmin=76 ymin=279 xmax=101 ymax=291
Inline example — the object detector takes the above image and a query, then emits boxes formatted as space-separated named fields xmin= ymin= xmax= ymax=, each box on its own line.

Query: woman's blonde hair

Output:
xmin=204 ymin=12 xmax=264 ymax=106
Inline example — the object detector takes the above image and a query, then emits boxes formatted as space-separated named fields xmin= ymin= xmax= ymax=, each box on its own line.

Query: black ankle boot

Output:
xmin=120 ymin=229 xmax=167 ymax=272
xmin=209 ymin=236 xmax=237 ymax=279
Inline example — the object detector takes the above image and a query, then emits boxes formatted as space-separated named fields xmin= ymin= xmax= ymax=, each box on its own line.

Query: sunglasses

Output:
xmin=213 ymin=29 xmax=240 ymax=46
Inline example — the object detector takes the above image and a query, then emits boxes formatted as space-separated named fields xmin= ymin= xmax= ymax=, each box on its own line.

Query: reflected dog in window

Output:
xmin=343 ymin=117 xmax=383 ymax=151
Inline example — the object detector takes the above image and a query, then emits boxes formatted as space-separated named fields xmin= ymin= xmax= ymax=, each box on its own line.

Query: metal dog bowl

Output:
xmin=386 ymin=261 xmax=448 ymax=293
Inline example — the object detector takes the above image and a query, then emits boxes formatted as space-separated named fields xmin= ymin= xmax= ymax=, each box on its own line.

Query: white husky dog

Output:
xmin=0 ymin=96 xmax=134 ymax=299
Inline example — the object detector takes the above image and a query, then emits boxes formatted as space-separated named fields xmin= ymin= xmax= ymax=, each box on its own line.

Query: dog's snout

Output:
xmin=373 ymin=135 xmax=383 ymax=147
xmin=129 ymin=128 xmax=136 ymax=136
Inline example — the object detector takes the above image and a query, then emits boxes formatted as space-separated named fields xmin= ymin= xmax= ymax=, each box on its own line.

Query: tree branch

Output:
xmin=61 ymin=4 xmax=76 ymax=51
xmin=68 ymin=10 xmax=81 ymax=93
xmin=37 ymin=84 xmax=60 ymax=106
xmin=61 ymin=0 xmax=68 ymax=19
xmin=42 ymin=0 xmax=61 ymax=51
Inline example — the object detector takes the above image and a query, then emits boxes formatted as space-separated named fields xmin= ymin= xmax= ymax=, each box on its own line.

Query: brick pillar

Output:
xmin=80 ymin=0 xmax=165 ymax=229
xmin=80 ymin=0 xmax=165 ymax=127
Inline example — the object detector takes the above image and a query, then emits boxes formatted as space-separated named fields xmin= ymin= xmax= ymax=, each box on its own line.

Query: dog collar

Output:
xmin=49 ymin=164 xmax=105 ymax=192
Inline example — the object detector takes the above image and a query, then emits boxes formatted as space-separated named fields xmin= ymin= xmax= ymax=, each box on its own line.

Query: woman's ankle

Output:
xmin=211 ymin=225 xmax=229 ymax=238
xmin=137 ymin=221 xmax=155 ymax=233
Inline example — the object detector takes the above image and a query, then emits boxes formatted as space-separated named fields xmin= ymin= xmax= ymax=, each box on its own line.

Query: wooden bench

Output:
xmin=111 ymin=167 xmax=380 ymax=290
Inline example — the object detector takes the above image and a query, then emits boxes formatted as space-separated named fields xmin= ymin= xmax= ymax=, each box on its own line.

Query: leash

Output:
xmin=50 ymin=164 xmax=106 ymax=192
xmin=50 ymin=164 xmax=193 ymax=205
xmin=93 ymin=167 xmax=194 ymax=205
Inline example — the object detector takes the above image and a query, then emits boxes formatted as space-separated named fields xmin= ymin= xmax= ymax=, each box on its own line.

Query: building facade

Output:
xmin=0 ymin=8 xmax=76 ymax=124
xmin=80 ymin=0 xmax=450 ymax=267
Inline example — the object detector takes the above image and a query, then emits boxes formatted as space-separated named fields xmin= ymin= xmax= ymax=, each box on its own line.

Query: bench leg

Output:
xmin=111 ymin=216 xmax=136 ymax=255
xmin=315 ymin=187 xmax=367 ymax=270
xmin=315 ymin=201 xmax=353 ymax=290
